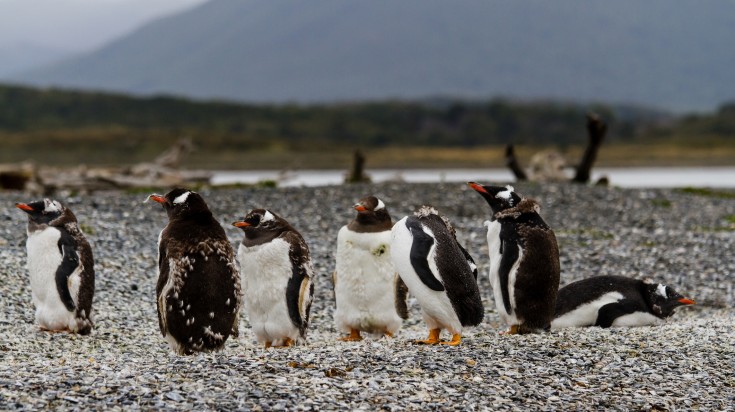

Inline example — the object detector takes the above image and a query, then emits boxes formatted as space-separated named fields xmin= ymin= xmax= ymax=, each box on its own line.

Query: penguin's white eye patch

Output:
xmin=656 ymin=284 xmax=668 ymax=298
xmin=43 ymin=199 xmax=61 ymax=213
xmin=262 ymin=210 xmax=275 ymax=223
xmin=173 ymin=191 xmax=191 ymax=205
xmin=375 ymin=199 xmax=385 ymax=211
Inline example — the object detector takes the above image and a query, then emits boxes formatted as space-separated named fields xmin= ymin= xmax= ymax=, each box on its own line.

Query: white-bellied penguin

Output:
xmin=148 ymin=189 xmax=241 ymax=355
xmin=333 ymin=196 xmax=408 ymax=341
xmin=468 ymin=182 xmax=560 ymax=334
xmin=390 ymin=206 xmax=483 ymax=346
xmin=233 ymin=209 xmax=314 ymax=348
xmin=552 ymin=275 xmax=695 ymax=328
xmin=16 ymin=199 xmax=95 ymax=334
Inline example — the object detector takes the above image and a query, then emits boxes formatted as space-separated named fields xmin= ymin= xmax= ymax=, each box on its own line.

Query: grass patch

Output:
xmin=557 ymin=228 xmax=615 ymax=240
xmin=651 ymin=198 xmax=672 ymax=208
xmin=676 ymin=187 xmax=735 ymax=199
xmin=79 ymin=223 xmax=95 ymax=235
xmin=725 ymin=215 xmax=735 ymax=225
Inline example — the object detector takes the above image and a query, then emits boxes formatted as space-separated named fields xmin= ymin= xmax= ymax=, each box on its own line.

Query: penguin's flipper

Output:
xmin=156 ymin=243 xmax=170 ymax=336
xmin=55 ymin=231 xmax=79 ymax=312
xmin=595 ymin=300 xmax=639 ymax=328
xmin=457 ymin=242 xmax=478 ymax=281
xmin=285 ymin=232 xmax=313 ymax=336
xmin=405 ymin=217 xmax=445 ymax=292
xmin=498 ymin=227 xmax=520 ymax=314
xmin=394 ymin=274 xmax=409 ymax=320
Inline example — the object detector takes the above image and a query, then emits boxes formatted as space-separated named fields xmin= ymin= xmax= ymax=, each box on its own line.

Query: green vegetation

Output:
xmin=1 ymin=84 xmax=735 ymax=168
xmin=675 ymin=187 xmax=735 ymax=199
xmin=651 ymin=198 xmax=672 ymax=208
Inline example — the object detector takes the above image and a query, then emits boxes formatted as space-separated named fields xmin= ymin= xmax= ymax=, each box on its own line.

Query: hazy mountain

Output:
xmin=0 ymin=43 xmax=71 ymax=77
xmin=12 ymin=0 xmax=735 ymax=112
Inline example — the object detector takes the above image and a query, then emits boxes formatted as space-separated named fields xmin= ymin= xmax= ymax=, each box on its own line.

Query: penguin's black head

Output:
xmin=351 ymin=195 xmax=392 ymax=230
xmin=645 ymin=282 xmax=695 ymax=318
xmin=16 ymin=199 xmax=67 ymax=227
xmin=232 ymin=208 xmax=290 ymax=239
xmin=148 ymin=188 xmax=211 ymax=221
xmin=468 ymin=182 xmax=522 ymax=214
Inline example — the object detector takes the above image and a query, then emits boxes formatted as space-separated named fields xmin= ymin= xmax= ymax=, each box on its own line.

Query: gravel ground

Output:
xmin=1 ymin=182 xmax=734 ymax=410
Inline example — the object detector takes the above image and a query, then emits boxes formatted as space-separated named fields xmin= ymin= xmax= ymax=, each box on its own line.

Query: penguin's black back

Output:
xmin=496 ymin=199 xmax=560 ymax=331
xmin=555 ymin=275 xmax=647 ymax=318
xmin=158 ymin=214 xmax=239 ymax=353
xmin=409 ymin=214 xmax=484 ymax=327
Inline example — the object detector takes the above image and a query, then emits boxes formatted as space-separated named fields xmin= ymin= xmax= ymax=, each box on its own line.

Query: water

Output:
xmin=211 ymin=167 xmax=735 ymax=188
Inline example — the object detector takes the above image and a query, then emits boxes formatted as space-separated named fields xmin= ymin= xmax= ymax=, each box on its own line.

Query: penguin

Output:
xmin=148 ymin=189 xmax=241 ymax=355
xmin=15 ymin=199 xmax=95 ymax=334
xmin=233 ymin=209 xmax=314 ymax=348
xmin=552 ymin=275 xmax=695 ymax=329
xmin=333 ymin=196 xmax=408 ymax=341
xmin=468 ymin=182 xmax=560 ymax=334
xmin=390 ymin=206 xmax=483 ymax=346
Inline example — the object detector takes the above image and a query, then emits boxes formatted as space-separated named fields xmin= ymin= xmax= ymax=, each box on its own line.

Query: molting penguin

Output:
xmin=390 ymin=206 xmax=483 ymax=346
xmin=233 ymin=209 xmax=314 ymax=348
xmin=16 ymin=199 xmax=95 ymax=334
xmin=333 ymin=196 xmax=408 ymax=341
xmin=148 ymin=189 xmax=241 ymax=355
xmin=468 ymin=182 xmax=560 ymax=334
xmin=552 ymin=275 xmax=695 ymax=328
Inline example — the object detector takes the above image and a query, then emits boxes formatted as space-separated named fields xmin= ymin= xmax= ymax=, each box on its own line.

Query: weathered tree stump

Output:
xmin=572 ymin=113 xmax=607 ymax=183
xmin=345 ymin=150 xmax=371 ymax=184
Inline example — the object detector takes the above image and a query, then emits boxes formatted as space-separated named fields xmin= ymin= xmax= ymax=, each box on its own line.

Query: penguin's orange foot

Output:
xmin=383 ymin=330 xmax=394 ymax=339
xmin=40 ymin=326 xmax=68 ymax=334
xmin=338 ymin=329 xmax=363 ymax=342
xmin=272 ymin=337 xmax=294 ymax=348
xmin=439 ymin=334 xmax=462 ymax=346
xmin=414 ymin=328 xmax=441 ymax=345
xmin=500 ymin=325 xmax=520 ymax=335
xmin=264 ymin=341 xmax=272 ymax=349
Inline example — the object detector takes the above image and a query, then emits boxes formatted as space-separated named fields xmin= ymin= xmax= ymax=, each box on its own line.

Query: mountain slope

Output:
xmin=14 ymin=0 xmax=735 ymax=112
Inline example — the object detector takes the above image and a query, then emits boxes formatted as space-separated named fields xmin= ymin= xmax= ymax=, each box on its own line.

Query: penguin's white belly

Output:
xmin=26 ymin=227 xmax=76 ymax=330
xmin=334 ymin=227 xmax=401 ymax=335
xmin=391 ymin=218 xmax=461 ymax=334
xmin=486 ymin=220 xmax=521 ymax=326
xmin=611 ymin=312 xmax=662 ymax=327
xmin=238 ymin=239 xmax=300 ymax=345
xmin=551 ymin=292 xmax=624 ymax=329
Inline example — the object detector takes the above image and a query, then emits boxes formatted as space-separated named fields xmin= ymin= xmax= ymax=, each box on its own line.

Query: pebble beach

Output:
xmin=0 ymin=182 xmax=733 ymax=410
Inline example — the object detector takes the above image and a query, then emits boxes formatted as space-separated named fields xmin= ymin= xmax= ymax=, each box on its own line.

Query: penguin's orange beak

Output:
xmin=15 ymin=203 xmax=33 ymax=212
xmin=148 ymin=195 xmax=166 ymax=204
xmin=233 ymin=221 xmax=250 ymax=228
xmin=678 ymin=298 xmax=695 ymax=305
xmin=468 ymin=182 xmax=488 ymax=194
xmin=354 ymin=204 xmax=367 ymax=212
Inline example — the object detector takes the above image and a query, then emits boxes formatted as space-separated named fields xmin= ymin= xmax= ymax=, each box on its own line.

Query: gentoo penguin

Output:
xmin=390 ymin=206 xmax=483 ymax=346
xmin=333 ymin=196 xmax=408 ymax=341
xmin=15 ymin=199 xmax=95 ymax=334
xmin=468 ymin=182 xmax=560 ymax=334
xmin=148 ymin=189 xmax=241 ymax=355
xmin=233 ymin=209 xmax=314 ymax=348
xmin=552 ymin=275 xmax=695 ymax=329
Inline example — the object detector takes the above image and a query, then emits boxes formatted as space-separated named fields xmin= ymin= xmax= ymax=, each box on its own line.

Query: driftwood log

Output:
xmin=504 ymin=113 xmax=608 ymax=184
xmin=0 ymin=138 xmax=211 ymax=193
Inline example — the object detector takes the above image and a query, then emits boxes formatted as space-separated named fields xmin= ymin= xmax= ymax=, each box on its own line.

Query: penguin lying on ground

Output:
xmin=468 ymin=182 xmax=560 ymax=334
xmin=552 ymin=275 xmax=695 ymax=328
xmin=391 ymin=206 xmax=483 ymax=346
xmin=149 ymin=189 xmax=241 ymax=355
xmin=16 ymin=199 xmax=95 ymax=334
xmin=333 ymin=196 xmax=408 ymax=341
xmin=233 ymin=209 xmax=314 ymax=348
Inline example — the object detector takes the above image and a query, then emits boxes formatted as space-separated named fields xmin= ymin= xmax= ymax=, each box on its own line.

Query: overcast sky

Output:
xmin=0 ymin=0 xmax=208 ymax=51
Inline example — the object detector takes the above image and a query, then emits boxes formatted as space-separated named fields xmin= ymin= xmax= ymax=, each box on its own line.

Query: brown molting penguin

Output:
xmin=149 ymin=189 xmax=241 ymax=355
xmin=333 ymin=196 xmax=408 ymax=341
xmin=469 ymin=182 xmax=560 ymax=334
xmin=16 ymin=199 xmax=95 ymax=334
xmin=233 ymin=209 xmax=314 ymax=348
